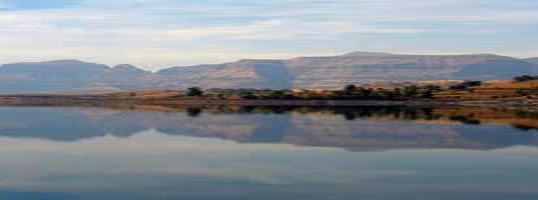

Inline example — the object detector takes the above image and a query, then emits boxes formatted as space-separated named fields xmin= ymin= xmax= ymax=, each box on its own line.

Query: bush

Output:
xmin=240 ymin=92 xmax=258 ymax=99
xmin=449 ymin=81 xmax=482 ymax=90
xmin=403 ymin=85 xmax=419 ymax=97
xmin=187 ymin=87 xmax=203 ymax=96
xmin=514 ymin=75 xmax=538 ymax=82
xmin=344 ymin=84 xmax=357 ymax=94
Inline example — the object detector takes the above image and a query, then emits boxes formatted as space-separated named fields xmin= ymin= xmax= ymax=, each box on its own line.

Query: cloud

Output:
xmin=0 ymin=0 xmax=536 ymax=69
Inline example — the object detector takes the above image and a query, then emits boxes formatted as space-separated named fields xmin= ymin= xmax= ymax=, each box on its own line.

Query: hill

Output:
xmin=0 ymin=52 xmax=536 ymax=93
xmin=526 ymin=57 xmax=538 ymax=65
xmin=0 ymin=60 xmax=154 ymax=93
xmin=157 ymin=53 xmax=536 ymax=89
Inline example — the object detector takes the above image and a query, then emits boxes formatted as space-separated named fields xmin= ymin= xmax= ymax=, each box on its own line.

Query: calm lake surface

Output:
xmin=0 ymin=106 xmax=537 ymax=200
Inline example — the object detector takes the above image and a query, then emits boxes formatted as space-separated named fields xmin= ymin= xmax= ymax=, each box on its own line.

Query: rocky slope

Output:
xmin=0 ymin=52 xmax=536 ymax=93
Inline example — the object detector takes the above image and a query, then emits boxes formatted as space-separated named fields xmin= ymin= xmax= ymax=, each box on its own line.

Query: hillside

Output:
xmin=526 ymin=57 xmax=538 ymax=65
xmin=158 ymin=52 xmax=536 ymax=89
xmin=0 ymin=60 xmax=155 ymax=93
xmin=0 ymin=52 xmax=536 ymax=93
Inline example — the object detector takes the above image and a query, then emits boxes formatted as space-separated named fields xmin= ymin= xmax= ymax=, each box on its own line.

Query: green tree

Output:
xmin=393 ymin=88 xmax=403 ymax=97
xmin=357 ymin=87 xmax=372 ymax=98
xmin=514 ymin=75 xmax=538 ymax=82
xmin=420 ymin=85 xmax=440 ymax=98
xmin=377 ymin=88 xmax=395 ymax=99
xmin=403 ymin=85 xmax=419 ymax=97
xmin=187 ymin=87 xmax=203 ymax=96
xmin=268 ymin=90 xmax=286 ymax=99
xmin=449 ymin=81 xmax=482 ymax=90
xmin=240 ymin=91 xmax=258 ymax=99
xmin=424 ymin=85 xmax=441 ymax=92
xmin=344 ymin=84 xmax=357 ymax=95
xmin=421 ymin=89 xmax=434 ymax=98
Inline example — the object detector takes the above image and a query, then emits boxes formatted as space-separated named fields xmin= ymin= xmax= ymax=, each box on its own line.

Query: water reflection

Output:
xmin=0 ymin=106 xmax=536 ymax=200
xmin=0 ymin=106 xmax=536 ymax=151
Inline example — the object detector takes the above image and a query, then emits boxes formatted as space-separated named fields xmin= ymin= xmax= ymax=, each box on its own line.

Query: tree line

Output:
xmin=184 ymin=74 xmax=538 ymax=100
xmin=186 ymin=85 xmax=442 ymax=100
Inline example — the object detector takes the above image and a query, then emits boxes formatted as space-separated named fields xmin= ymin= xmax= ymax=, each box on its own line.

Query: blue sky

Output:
xmin=0 ymin=0 xmax=537 ymax=70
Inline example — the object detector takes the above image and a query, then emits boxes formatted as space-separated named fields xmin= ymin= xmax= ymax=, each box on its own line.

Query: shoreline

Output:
xmin=0 ymin=94 xmax=456 ymax=106
xmin=0 ymin=95 xmax=536 ymax=110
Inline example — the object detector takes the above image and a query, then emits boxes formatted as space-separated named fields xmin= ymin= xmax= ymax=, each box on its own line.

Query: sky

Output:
xmin=0 ymin=0 xmax=537 ymax=70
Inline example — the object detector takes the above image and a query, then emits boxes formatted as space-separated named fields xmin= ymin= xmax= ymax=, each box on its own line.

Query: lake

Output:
xmin=0 ymin=105 xmax=536 ymax=200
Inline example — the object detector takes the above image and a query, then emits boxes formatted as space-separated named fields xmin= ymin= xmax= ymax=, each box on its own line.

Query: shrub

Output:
xmin=187 ymin=87 xmax=203 ymax=96
xmin=344 ymin=84 xmax=357 ymax=94
xmin=240 ymin=92 xmax=258 ymax=99
xmin=403 ymin=85 xmax=419 ymax=97
xmin=514 ymin=75 xmax=538 ymax=82
xmin=449 ymin=81 xmax=482 ymax=90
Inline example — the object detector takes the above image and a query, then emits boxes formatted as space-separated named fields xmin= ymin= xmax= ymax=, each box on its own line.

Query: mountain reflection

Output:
xmin=0 ymin=106 xmax=536 ymax=151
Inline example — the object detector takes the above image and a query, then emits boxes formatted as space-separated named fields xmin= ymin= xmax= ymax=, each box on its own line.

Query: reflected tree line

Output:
xmin=186 ymin=106 xmax=440 ymax=120
xmin=0 ymin=106 xmax=535 ymax=150
xmin=180 ymin=106 xmax=538 ymax=131
xmin=514 ymin=111 xmax=538 ymax=131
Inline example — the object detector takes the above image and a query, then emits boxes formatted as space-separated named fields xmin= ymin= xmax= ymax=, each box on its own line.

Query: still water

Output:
xmin=0 ymin=106 xmax=536 ymax=200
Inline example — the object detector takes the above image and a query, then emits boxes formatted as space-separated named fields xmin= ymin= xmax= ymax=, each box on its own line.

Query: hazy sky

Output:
xmin=0 ymin=0 xmax=537 ymax=70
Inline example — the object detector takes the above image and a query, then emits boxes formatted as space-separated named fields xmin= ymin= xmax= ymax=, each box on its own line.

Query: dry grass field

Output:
xmin=436 ymin=80 xmax=538 ymax=100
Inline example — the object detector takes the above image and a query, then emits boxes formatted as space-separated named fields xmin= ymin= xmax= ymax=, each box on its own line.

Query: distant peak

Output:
xmin=460 ymin=53 xmax=500 ymax=57
xmin=237 ymin=59 xmax=281 ymax=63
xmin=5 ymin=59 xmax=110 ymax=67
xmin=51 ymin=59 xmax=84 ymax=62
xmin=233 ymin=59 xmax=284 ymax=65
xmin=455 ymin=53 xmax=517 ymax=60
xmin=113 ymin=64 xmax=138 ymax=69
xmin=112 ymin=64 xmax=147 ymax=72
xmin=339 ymin=51 xmax=397 ymax=57
xmin=237 ymin=59 xmax=260 ymax=62
xmin=19 ymin=59 xmax=89 ymax=65
xmin=338 ymin=52 xmax=510 ymax=58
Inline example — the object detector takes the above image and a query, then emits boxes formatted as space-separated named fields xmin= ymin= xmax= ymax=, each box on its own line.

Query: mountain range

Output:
xmin=0 ymin=52 xmax=536 ymax=93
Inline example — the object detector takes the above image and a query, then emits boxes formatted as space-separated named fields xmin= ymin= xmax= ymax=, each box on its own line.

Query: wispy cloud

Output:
xmin=0 ymin=0 xmax=536 ymax=69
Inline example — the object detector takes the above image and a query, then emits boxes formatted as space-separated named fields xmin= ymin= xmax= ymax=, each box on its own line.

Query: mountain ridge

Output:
xmin=525 ymin=57 xmax=538 ymax=65
xmin=0 ymin=52 xmax=536 ymax=93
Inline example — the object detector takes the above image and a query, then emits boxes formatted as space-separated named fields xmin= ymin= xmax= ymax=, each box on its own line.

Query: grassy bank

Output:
xmin=0 ymin=76 xmax=537 ymax=108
